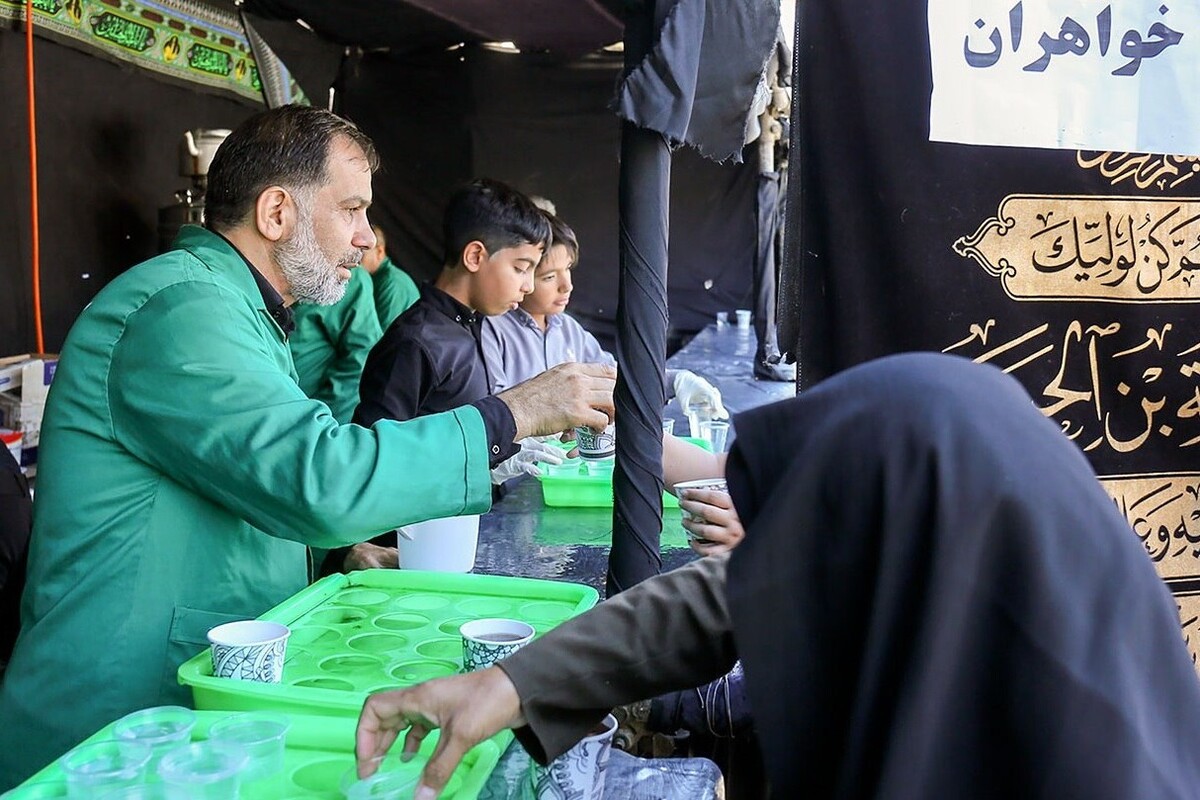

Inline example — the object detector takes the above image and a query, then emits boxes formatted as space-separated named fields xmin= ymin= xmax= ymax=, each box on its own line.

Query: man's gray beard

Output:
xmin=275 ymin=211 xmax=350 ymax=306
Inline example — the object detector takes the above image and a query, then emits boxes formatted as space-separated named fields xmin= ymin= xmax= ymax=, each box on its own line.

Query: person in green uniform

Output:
xmin=0 ymin=105 xmax=615 ymax=790
xmin=362 ymin=224 xmax=420 ymax=329
xmin=289 ymin=264 xmax=383 ymax=423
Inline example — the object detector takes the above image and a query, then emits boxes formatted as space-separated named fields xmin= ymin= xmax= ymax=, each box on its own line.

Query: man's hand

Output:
xmin=498 ymin=362 xmax=616 ymax=440
xmin=356 ymin=667 xmax=526 ymax=799
xmin=343 ymin=542 xmax=399 ymax=571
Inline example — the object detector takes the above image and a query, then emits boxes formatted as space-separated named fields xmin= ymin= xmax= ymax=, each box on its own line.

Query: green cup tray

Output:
xmin=9 ymin=710 xmax=499 ymax=799
xmin=536 ymin=436 xmax=711 ymax=508
xmin=177 ymin=570 xmax=598 ymax=718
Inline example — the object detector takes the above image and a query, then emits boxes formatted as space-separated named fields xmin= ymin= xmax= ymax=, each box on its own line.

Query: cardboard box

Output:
xmin=0 ymin=354 xmax=58 ymax=474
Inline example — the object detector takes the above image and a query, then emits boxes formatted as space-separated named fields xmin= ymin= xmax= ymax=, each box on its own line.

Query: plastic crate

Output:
xmin=8 ymin=710 xmax=501 ymax=799
xmin=177 ymin=570 xmax=598 ymax=718
xmin=536 ymin=436 xmax=712 ymax=508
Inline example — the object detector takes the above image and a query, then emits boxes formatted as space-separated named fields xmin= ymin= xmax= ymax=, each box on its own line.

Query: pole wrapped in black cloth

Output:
xmin=608 ymin=0 xmax=782 ymax=594
xmin=608 ymin=0 xmax=670 ymax=595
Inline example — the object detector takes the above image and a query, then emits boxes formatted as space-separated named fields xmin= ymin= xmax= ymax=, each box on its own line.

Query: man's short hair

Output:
xmin=442 ymin=179 xmax=551 ymax=266
xmin=544 ymin=212 xmax=579 ymax=266
xmin=205 ymin=105 xmax=379 ymax=232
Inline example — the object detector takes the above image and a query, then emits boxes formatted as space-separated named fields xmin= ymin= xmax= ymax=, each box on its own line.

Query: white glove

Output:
xmin=673 ymin=370 xmax=728 ymax=419
xmin=490 ymin=437 xmax=567 ymax=485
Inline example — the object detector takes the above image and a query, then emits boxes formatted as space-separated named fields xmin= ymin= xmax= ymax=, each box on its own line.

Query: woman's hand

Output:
xmin=679 ymin=488 xmax=745 ymax=556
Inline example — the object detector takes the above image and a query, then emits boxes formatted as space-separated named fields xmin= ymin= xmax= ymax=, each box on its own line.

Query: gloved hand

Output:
xmin=490 ymin=437 xmax=567 ymax=485
xmin=673 ymin=370 xmax=728 ymax=419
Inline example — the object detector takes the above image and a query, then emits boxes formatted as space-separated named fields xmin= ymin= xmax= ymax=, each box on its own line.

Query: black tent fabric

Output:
xmin=613 ymin=0 xmax=780 ymax=164
xmin=607 ymin=0 xmax=779 ymax=593
xmin=777 ymin=0 xmax=1200 ymax=615
xmin=246 ymin=0 xmax=623 ymax=57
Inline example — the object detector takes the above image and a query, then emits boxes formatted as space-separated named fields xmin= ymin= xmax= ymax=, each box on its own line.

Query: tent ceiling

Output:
xmin=242 ymin=0 xmax=625 ymax=56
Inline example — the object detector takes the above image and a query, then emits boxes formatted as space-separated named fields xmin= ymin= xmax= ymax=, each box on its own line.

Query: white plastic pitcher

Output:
xmin=396 ymin=515 xmax=480 ymax=572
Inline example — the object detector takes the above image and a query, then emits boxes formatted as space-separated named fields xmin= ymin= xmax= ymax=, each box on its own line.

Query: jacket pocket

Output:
xmin=167 ymin=605 xmax=246 ymax=649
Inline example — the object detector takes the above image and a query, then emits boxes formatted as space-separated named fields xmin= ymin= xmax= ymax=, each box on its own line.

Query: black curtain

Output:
xmin=0 ymin=29 xmax=257 ymax=354
xmin=338 ymin=46 xmax=756 ymax=354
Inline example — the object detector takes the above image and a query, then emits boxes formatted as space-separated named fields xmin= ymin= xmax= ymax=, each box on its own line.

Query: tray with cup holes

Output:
xmin=7 ymin=710 xmax=500 ymax=800
xmin=536 ymin=436 xmax=711 ymax=508
xmin=177 ymin=570 xmax=599 ymax=719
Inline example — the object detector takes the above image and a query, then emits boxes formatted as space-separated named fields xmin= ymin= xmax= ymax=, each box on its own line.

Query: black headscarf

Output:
xmin=724 ymin=353 xmax=1200 ymax=799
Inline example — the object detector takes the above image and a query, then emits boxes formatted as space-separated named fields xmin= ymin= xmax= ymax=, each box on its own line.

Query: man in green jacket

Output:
xmin=289 ymin=265 xmax=383 ymax=423
xmin=362 ymin=224 xmax=420 ymax=329
xmin=0 ymin=105 xmax=614 ymax=789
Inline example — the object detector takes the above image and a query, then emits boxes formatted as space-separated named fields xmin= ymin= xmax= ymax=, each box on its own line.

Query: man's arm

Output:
xmin=355 ymin=556 xmax=736 ymax=796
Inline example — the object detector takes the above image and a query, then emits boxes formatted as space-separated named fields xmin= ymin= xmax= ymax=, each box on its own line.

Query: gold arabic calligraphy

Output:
xmin=954 ymin=195 xmax=1200 ymax=300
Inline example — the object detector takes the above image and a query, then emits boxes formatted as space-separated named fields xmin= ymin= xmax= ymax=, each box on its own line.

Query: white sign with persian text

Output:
xmin=928 ymin=0 xmax=1200 ymax=155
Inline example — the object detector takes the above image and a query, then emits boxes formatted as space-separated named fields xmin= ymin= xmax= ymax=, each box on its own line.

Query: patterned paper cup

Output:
xmin=527 ymin=713 xmax=617 ymax=800
xmin=460 ymin=618 xmax=535 ymax=672
xmin=573 ymin=424 xmax=616 ymax=460
xmin=207 ymin=620 xmax=290 ymax=684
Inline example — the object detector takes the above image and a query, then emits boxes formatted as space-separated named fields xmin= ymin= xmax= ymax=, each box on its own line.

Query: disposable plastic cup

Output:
xmin=698 ymin=421 xmax=730 ymax=453
xmin=207 ymin=712 xmax=290 ymax=782
xmin=156 ymin=741 xmax=247 ymax=799
xmin=2 ymin=781 xmax=69 ymax=798
xmin=715 ymin=311 xmax=728 ymax=327
xmin=344 ymin=768 xmax=419 ymax=799
xmin=96 ymin=785 xmax=190 ymax=799
xmin=583 ymin=458 xmax=614 ymax=477
xmin=206 ymin=619 xmax=290 ymax=684
xmin=112 ymin=706 xmax=196 ymax=770
xmin=59 ymin=740 xmax=152 ymax=798
xmin=461 ymin=618 xmax=535 ymax=672
xmin=661 ymin=418 xmax=676 ymax=435
xmin=735 ymin=309 xmax=751 ymax=329
xmin=547 ymin=460 xmax=583 ymax=477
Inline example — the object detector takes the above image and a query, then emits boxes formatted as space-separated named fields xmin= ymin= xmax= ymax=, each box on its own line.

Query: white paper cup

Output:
xmin=573 ymin=424 xmax=615 ymax=460
xmin=396 ymin=514 xmax=480 ymax=572
xmin=206 ymin=620 xmax=290 ymax=684
xmin=735 ymin=309 xmax=751 ymax=329
xmin=527 ymin=714 xmax=617 ymax=800
xmin=460 ymin=618 xmax=535 ymax=672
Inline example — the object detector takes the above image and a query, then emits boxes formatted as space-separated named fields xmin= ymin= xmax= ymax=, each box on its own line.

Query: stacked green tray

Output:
xmin=536 ymin=436 xmax=711 ymax=508
xmin=178 ymin=570 xmax=598 ymax=717
xmin=7 ymin=710 xmax=499 ymax=799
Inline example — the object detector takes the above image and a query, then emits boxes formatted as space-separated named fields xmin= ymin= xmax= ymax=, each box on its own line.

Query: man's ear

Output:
xmin=461 ymin=240 xmax=489 ymax=273
xmin=254 ymin=186 xmax=295 ymax=243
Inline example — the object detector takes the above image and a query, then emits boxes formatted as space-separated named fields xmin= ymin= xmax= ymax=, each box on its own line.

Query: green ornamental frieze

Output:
xmin=0 ymin=0 xmax=305 ymax=105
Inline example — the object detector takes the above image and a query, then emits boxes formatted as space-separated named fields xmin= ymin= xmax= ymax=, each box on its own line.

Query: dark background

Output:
xmin=0 ymin=25 xmax=758 ymax=357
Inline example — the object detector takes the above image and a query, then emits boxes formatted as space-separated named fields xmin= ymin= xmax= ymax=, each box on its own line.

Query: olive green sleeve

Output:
xmin=499 ymin=555 xmax=737 ymax=763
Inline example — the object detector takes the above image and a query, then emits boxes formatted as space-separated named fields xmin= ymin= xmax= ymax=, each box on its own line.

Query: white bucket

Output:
xmin=396 ymin=514 xmax=480 ymax=572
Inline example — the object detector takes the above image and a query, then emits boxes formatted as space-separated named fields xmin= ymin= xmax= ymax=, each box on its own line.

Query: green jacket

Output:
xmin=0 ymin=227 xmax=492 ymax=788
xmin=371 ymin=256 xmax=420 ymax=330
xmin=289 ymin=266 xmax=383 ymax=423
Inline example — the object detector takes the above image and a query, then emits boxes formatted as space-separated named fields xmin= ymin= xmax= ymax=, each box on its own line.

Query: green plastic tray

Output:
xmin=8 ymin=710 xmax=500 ymax=799
xmin=178 ymin=570 xmax=598 ymax=718
xmin=536 ymin=436 xmax=711 ymax=508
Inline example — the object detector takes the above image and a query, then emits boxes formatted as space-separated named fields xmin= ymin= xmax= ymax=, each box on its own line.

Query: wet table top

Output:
xmin=473 ymin=323 xmax=796 ymax=593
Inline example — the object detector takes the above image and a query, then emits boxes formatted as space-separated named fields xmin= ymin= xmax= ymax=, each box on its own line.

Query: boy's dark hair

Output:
xmin=543 ymin=211 xmax=580 ymax=266
xmin=205 ymin=105 xmax=378 ymax=232
xmin=442 ymin=178 xmax=551 ymax=266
